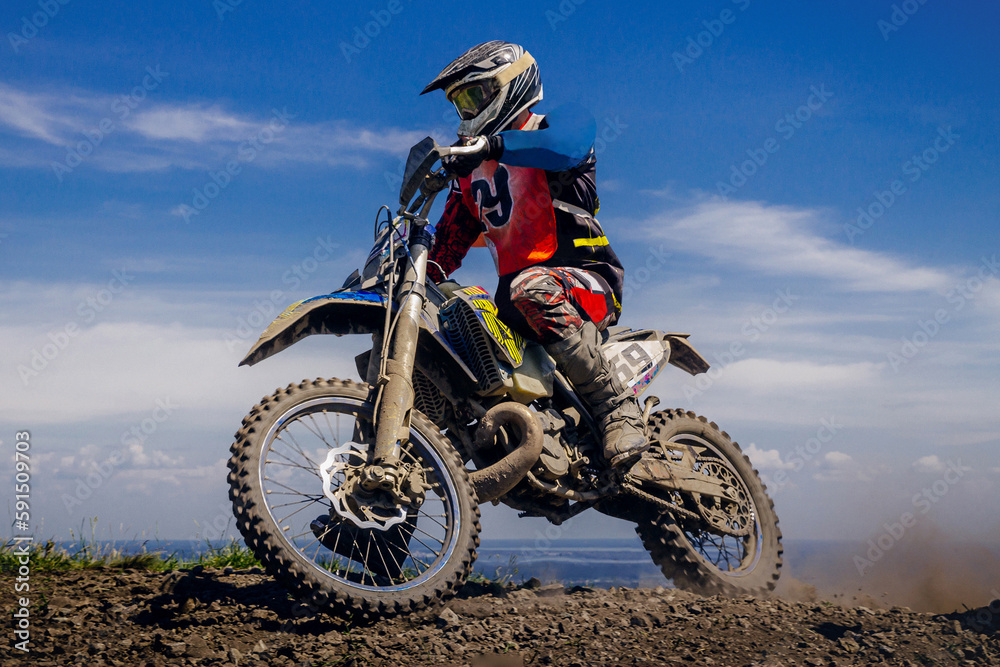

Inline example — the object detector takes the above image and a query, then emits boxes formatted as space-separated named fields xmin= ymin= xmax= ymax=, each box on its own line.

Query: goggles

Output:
xmin=447 ymin=80 xmax=499 ymax=120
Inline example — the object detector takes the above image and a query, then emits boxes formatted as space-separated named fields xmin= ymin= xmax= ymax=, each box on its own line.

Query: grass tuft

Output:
xmin=0 ymin=537 xmax=259 ymax=574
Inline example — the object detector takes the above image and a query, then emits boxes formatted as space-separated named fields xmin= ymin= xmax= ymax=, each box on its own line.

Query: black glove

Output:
xmin=441 ymin=135 xmax=504 ymax=178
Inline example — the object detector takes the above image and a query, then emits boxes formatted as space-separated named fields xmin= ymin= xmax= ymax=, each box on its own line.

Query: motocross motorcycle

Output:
xmin=228 ymin=137 xmax=782 ymax=617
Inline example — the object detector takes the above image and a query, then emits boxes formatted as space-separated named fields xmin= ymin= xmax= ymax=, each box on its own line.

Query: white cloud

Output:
xmin=823 ymin=451 xmax=853 ymax=466
xmin=812 ymin=458 xmax=850 ymax=482
xmin=642 ymin=200 xmax=952 ymax=292
xmin=720 ymin=358 xmax=882 ymax=392
xmin=971 ymin=275 xmax=1000 ymax=318
xmin=934 ymin=431 xmax=1000 ymax=447
xmin=120 ymin=442 xmax=184 ymax=468
xmin=125 ymin=105 xmax=256 ymax=142
xmin=0 ymin=83 xmax=90 ymax=145
xmin=114 ymin=460 xmax=225 ymax=492
xmin=0 ymin=81 xmax=427 ymax=173
xmin=0 ymin=281 xmax=361 ymax=426
xmin=3 ymin=319 xmax=359 ymax=425
xmin=913 ymin=454 xmax=946 ymax=473
xmin=811 ymin=451 xmax=888 ymax=483
xmin=745 ymin=443 xmax=795 ymax=470
xmin=41 ymin=442 xmax=184 ymax=479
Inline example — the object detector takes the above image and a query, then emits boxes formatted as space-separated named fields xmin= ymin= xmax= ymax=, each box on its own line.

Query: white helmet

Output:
xmin=421 ymin=41 xmax=543 ymax=137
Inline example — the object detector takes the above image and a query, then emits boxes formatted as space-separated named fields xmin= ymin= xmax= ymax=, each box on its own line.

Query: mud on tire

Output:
xmin=636 ymin=409 xmax=782 ymax=596
xmin=227 ymin=378 xmax=480 ymax=618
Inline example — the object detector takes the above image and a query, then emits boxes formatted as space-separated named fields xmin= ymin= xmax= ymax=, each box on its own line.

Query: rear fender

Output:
xmin=603 ymin=327 xmax=709 ymax=397
xmin=663 ymin=332 xmax=711 ymax=376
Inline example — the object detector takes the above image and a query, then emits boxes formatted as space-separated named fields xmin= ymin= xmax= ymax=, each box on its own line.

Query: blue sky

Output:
xmin=2 ymin=0 xmax=998 ymax=559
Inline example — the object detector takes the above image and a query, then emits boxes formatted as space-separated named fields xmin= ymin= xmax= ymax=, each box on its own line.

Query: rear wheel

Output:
xmin=635 ymin=409 xmax=782 ymax=595
xmin=228 ymin=378 xmax=480 ymax=617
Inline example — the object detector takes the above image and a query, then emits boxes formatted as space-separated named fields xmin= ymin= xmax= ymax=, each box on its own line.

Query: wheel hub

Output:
xmin=319 ymin=444 xmax=407 ymax=530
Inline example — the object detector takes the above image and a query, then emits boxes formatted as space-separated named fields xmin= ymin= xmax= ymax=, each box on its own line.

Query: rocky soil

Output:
xmin=3 ymin=567 xmax=998 ymax=666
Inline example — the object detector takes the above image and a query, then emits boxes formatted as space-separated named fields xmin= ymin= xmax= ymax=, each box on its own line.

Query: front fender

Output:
xmin=239 ymin=290 xmax=386 ymax=367
xmin=239 ymin=290 xmax=481 ymax=395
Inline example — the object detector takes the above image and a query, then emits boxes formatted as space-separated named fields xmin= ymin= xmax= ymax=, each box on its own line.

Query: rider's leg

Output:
xmin=508 ymin=267 xmax=648 ymax=468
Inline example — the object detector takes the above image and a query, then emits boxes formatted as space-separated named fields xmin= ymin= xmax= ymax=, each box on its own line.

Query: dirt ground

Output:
xmin=3 ymin=567 xmax=998 ymax=666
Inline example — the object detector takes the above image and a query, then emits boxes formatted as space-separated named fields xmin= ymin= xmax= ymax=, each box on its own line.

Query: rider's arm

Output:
xmin=427 ymin=182 xmax=480 ymax=283
xmin=497 ymin=103 xmax=597 ymax=171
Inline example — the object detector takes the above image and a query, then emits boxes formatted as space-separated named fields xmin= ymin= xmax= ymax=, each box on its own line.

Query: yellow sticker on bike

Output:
xmin=455 ymin=289 xmax=524 ymax=366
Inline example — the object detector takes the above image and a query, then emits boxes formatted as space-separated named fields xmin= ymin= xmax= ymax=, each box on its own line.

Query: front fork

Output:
xmin=365 ymin=223 xmax=432 ymax=492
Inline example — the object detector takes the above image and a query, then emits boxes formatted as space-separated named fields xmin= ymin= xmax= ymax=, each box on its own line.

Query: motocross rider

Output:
xmin=423 ymin=41 xmax=648 ymax=469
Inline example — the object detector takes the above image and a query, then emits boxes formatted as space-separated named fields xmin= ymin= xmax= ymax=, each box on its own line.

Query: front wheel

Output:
xmin=228 ymin=378 xmax=480 ymax=617
xmin=635 ymin=409 xmax=782 ymax=595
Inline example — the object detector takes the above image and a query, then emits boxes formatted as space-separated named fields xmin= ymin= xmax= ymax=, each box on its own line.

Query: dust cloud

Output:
xmin=777 ymin=522 xmax=1000 ymax=613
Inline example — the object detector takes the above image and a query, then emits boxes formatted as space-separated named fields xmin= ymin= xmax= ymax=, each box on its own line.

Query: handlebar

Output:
xmin=397 ymin=136 xmax=486 ymax=218
xmin=437 ymin=136 xmax=488 ymax=157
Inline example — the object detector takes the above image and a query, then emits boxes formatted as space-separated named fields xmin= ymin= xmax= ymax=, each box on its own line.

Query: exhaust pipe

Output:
xmin=468 ymin=403 xmax=544 ymax=503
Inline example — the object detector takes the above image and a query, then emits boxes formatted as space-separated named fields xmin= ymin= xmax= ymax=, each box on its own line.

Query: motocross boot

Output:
xmin=545 ymin=322 xmax=649 ymax=469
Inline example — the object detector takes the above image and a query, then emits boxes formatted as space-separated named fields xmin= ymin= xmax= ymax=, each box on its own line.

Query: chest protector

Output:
xmin=460 ymin=160 xmax=558 ymax=276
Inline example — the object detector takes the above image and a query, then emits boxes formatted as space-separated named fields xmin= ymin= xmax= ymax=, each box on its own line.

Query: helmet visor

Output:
xmin=447 ymin=80 xmax=498 ymax=121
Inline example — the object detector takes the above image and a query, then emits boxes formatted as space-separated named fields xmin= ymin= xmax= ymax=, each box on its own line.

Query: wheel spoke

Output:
xmin=270 ymin=497 xmax=324 ymax=509
xmin=414 ymin=509 xmax=449 ymax=531
xmin=266 ymin=447 xmax=321 ymax=475
xmin=264 ymin=476 xmax=318 ymax=499
xmin=275 ymin=497 xmax=326 ymax=525
xmin=412 ymin=524 xmax=445 ymax=546
xmin=298 ymin=413 xmax=331 ymax=447
xmin=275 ymin=430 xmax=319 ymax=469
xmin=323 ymin=410 xmax=340 ymax=447
xmin=371 ymin=535 xmax=396 ymax=580
xmin=361 ymin=537 xmax=373 ymax=586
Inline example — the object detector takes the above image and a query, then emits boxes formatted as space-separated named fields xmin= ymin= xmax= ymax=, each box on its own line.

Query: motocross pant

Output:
xmin=503 ymin=266 xmax=619 ymax=344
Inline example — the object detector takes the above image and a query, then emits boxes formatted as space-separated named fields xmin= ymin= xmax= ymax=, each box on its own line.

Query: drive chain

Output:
xmin=621 ymin=480 xmax=700 ymax=521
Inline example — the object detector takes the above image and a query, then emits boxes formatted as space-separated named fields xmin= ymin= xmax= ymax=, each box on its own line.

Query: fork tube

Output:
xmin=372 ymin=226 xmax=431 ymax=466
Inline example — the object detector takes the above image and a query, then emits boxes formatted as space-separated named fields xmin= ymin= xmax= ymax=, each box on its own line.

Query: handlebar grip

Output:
xmin=437 ymin=136 xmax=488 ymax=157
